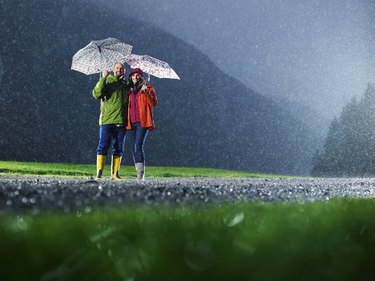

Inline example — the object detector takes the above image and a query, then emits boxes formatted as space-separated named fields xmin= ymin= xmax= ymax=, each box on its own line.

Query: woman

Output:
xmin=125 ymin=68 xmax=157 ymax=180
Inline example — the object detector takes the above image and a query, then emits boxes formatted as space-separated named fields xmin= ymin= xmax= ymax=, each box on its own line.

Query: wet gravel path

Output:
xmin=1 ymin=175 xmax=375 ymax=213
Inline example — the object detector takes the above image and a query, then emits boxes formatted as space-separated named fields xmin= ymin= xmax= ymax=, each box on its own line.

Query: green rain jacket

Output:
xmin=92 ymin=75 xmax=130 ymax=126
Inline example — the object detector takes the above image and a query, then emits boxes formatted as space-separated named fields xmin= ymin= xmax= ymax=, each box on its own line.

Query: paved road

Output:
xmin=1 ymin=175 xmax=375 ymax=213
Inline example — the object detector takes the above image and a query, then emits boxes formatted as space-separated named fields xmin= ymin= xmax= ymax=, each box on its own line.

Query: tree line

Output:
xmin=311 ymin=84 xmax=375 ymax=177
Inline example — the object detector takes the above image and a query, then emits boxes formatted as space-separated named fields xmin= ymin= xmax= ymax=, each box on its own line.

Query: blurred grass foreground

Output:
xmin=2 ymin=199 xmax=375 ymax=281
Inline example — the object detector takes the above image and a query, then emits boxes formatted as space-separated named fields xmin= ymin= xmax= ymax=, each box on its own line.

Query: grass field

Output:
xmin=1 ymin=161 xmax=374 ymax=281
xmin=0 ymin=160 xmax=288 ymax=178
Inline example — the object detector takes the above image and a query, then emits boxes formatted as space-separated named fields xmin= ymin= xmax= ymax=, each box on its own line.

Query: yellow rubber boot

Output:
xmin=96 ymin=155 xmax=106 ymax=180
xmin=111 ymin=155 xmax=122 ymax=180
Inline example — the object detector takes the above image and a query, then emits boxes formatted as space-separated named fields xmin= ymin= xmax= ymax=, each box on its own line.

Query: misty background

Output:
xmin=109 ymin=0 xmax=375 ymax=129
xmin=1 ymin=0 xmax=375 ymax=176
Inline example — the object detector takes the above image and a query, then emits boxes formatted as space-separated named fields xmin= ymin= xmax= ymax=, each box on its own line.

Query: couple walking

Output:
xmin=92 ymin=62 xmax=157 ymax=181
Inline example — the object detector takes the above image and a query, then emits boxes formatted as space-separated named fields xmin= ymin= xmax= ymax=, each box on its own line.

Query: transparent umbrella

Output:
xmin=71 ymin=37 xmax=132 ymax=75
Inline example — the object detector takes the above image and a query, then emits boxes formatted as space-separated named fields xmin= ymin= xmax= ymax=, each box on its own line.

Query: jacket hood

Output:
xmin=128 ymin=68 xmax=144 ymax=78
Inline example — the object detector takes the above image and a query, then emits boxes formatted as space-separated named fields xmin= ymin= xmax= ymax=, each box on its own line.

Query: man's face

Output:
xmin=113 ymin=63 xmax=125 ymax=78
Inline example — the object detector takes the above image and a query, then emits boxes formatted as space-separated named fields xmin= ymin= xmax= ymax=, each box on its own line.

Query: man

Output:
xmin=92 ymin=62 xmax=129 ymax=180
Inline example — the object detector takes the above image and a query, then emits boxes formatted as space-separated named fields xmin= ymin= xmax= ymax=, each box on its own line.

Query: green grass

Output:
xmin=0 ymin=160 xmax=288 ymax=178
xmin=1 ymin=199 xmax=375 ymax=281
xmin=1 ymin=161 xmax=372 ymax=280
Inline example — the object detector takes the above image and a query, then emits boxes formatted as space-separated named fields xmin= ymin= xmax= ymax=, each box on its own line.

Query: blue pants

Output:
xmin=126 ymin=122 xmax=148 ymax=163
xmin=96 ymin=124 xmax=126 ymax=156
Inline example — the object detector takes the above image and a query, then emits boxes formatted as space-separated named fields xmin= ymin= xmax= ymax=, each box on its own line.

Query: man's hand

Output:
xmin=102 ymin=70 xmax=109 ymax=78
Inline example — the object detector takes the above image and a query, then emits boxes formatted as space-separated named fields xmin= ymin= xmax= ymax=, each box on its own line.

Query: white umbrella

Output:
xmin=71 ymin=37 xmax=132 ymax=75
xmin=124 ymin=54 xmax=180 ymax=81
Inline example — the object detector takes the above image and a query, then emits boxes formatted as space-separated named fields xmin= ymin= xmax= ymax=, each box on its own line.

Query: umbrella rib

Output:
xmin=104 ymin=44 xmax=131 ymax=69
xmin=73 ymin=48 xmax=95 ymax=62
xmin=103 ymin=50 xmax=116 ymax=70
xmin=74 ymin=49 xmax=95 ymax=64
xmin=84 ymin=50 xmax=99 ymax=70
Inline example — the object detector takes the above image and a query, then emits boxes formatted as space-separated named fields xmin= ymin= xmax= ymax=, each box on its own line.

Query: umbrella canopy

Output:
xmin=71 ymin=37 xmax=132 ymax=75
xmin=124 ymin=54 xmax=180 ymax=80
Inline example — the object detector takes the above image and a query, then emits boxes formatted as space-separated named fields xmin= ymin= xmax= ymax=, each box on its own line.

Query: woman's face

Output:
xmin=131 ymin=73 xmax=142 ymax=84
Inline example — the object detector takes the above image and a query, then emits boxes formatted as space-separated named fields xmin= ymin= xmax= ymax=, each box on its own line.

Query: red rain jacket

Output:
xmin=126 ymin=83 xmax=157 ymax=130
